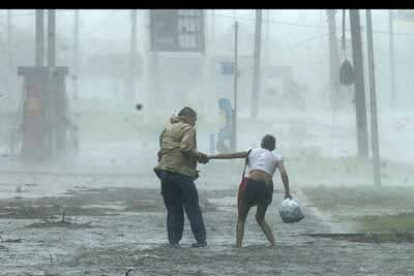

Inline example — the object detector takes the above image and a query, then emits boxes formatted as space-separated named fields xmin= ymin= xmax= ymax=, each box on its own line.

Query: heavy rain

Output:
xmin=0 ymin=9 xmax=414 ymax=276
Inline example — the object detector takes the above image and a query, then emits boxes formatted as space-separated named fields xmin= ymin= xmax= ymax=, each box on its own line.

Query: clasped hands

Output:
xmin=198 ymin=152 xmax=209 ymax=164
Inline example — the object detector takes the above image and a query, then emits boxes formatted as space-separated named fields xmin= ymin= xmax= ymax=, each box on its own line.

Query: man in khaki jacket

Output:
xmin=154 ymin=107 xmax=209 ymax=248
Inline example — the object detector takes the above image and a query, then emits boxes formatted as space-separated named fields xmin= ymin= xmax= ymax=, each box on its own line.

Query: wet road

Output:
xmin=1 ymin=179 xmax=413 ymax=276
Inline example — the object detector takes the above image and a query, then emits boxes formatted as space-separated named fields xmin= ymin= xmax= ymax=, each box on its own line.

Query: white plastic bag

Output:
xmin=279 ymin=198 xmax=305 ymax=223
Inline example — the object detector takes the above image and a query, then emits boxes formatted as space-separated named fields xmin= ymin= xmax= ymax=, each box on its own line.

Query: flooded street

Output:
xmin=1 ymin=174 xmax=414 ymax=276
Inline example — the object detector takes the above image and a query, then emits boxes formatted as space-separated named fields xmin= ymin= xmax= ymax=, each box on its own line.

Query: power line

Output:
xmin=80 ymin=10 xmax=119 ymax=32
xmin=56 ymin=10 xmax=120 ymax=51
xmin=238 ymin=31 xmax=333 ymax=73
xmin=0 ymin=11 xmax=36 ymax=18
xmin=210 ymin=11 xmax=324 ymax=30
xmin=209 ymin=11 xmax=414 ymax=36
xmin=2 ymin=10 xmax=413 ymax=37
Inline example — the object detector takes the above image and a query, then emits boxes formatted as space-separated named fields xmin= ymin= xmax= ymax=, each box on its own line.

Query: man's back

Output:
xmin=155 ymin=116 xmax=198 ymax=179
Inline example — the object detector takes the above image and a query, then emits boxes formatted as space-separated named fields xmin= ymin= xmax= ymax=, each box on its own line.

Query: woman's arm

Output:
xmin=207 ymin=151 xmax=249 ymax=160
xmin=277 ymin=161 xmax=292 ymax=199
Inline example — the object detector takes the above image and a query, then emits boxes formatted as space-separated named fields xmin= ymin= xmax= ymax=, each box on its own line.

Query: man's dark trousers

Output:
xmin=159 ymin=171 xmax=207 ymax=245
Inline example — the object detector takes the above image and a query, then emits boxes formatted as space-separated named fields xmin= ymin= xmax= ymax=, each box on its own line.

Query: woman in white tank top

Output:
xmin=207 ymin=134 xmax=292 ymax=248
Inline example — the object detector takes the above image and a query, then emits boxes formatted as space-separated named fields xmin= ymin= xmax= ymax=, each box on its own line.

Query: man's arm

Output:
xmin=180 ymin=127 xmax=202 ymax=160
xmin=159 ymin=128 xmax=166 ymax=147
xmin=157 ymin=129 xmax=166 ymax=162
xmin=277 ymin=161 xmax=292 ymax=199
xmin=207 ymin=151 xmax=249 ymax=160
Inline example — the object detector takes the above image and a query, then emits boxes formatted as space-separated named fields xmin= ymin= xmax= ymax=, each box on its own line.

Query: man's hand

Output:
xmin=284 ymin=192 xmax=292 ymax=199
xmin=198 ymin=152 xmax=209 ymax=164
xmin=157 ymin=150 xmax=162 ymax=162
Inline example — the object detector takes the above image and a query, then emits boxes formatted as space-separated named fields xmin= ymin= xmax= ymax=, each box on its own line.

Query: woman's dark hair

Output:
xmin=178 ymin=106 xmax=197 ymax=118
xmin=261 ymin=134 xmax=276 ymax=151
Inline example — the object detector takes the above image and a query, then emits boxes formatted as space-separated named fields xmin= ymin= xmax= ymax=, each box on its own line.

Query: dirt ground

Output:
xmin=1 ymin=174 xmax=414 ymax=276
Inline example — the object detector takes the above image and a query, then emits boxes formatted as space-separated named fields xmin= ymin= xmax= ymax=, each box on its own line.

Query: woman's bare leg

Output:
xmin=236 ymin=204 xmax=251 ymax=248
xmin=256 ymin=203 xmax=275 ymax=247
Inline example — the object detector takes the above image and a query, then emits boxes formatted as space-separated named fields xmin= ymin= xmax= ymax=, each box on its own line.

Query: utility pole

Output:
xmin=6 ymin=10 xmax=13 ymax=99
xmin=35 ymin=10 xmax=45 ymax=66
xmin=231 ymin=21 xmax=239 ymax=152
xmin=349 ymin=9 xmax=369 ymax=158
xmin=263 ymin=10 xmax=270 ymax=95
xmin=366 ymin=10 xmax=382 ymax=187
xmin=389 ymin=10 xmax=396 ymax=110
xmin=210 ymin=10 xmax=215 ymax=113
xmin=7 ymin=10 xmax=12 ymax=62
xmin=47 ymin=9 xmax=59 ymax=154
xmin=327 ymin=10 xmax=340 ymax=107
xmin=148 ymin=10 xmax=161 ymax=114
xmin=47 ymin=10 xmax=56 ymax=67
xmin=73 ymin=10 xmax=80 ymax=99
xmin=129 ymin=9 xmax=137 ymax=103
xmin=201 ymin=10 xmax=209 ymax=117
xmin=251 ymin=9 xmax=262 ymax=119
xmin=211 ymin=10 xmax=215 ymax=53
xmin=265 ymin=10 xmax=270 ymax=52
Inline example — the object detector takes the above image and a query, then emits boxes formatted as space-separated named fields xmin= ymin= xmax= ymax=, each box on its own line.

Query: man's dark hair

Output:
xmin=261 ymin=134 xmax=276 ymax=151
xmin=178 ymin=106 xmax=197 ymax=118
